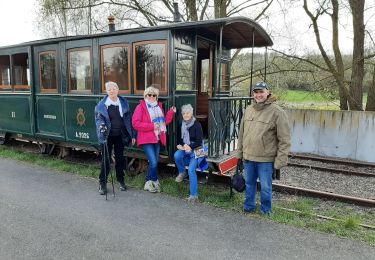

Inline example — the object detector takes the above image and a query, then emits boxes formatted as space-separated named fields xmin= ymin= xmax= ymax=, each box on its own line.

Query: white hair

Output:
xmin=105 ymin=81 xmax=119 ymax=90
xmin=144 ymin=86 xmax=159 ymax=98
xmin=181 ymin=104 xmax=194 ymax=114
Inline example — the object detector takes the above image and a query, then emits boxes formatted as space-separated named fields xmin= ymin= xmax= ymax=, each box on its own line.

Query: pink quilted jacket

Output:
xmin=132 ymin=100 xmax=175 ymax=147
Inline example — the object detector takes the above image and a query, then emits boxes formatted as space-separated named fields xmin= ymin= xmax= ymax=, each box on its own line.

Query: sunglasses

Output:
xmin=147 ymin=94 xmax=157 ymax=97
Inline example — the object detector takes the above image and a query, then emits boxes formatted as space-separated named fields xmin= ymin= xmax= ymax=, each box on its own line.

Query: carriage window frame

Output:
xmin=133 ymin=40 xmax=168 ymax=95
xmin=175 ymin=52 xmax=195 ymax=91
xmin=39 ymin=51 xmax=58 ymax=93
xmin=100 ymin=44 xmax=131 ymax=94
xmin=0 ymin=55 xmax=11 ymax=90
xmin=67 ymin=47 xmax=93 ymax=94
xmin=12 ymin=53 xmax=30 ymax=91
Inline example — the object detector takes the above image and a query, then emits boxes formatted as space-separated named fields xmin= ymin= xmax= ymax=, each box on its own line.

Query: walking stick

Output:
xmin=107 ymin=140 xmax=115 ymax=198
xmin=100 ymin=122 xmax=115 ymax=200
xmin=103 ymin=139 xmax=115 ymax=200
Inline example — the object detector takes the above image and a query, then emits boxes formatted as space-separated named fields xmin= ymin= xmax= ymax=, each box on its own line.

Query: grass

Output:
xmin=0 ymin=144 xmax=374 ymax=246
xmin=275 ymin=90 xmax=340 ymax=110
xmin=278 ymin=90 xmax=330 ymax=103
xmin=276 ymin=90 xmax=369 ymax=110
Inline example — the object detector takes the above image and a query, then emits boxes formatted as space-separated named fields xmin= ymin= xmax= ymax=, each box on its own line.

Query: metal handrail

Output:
xmin=207 ymin=96 xmax=252 ymax=158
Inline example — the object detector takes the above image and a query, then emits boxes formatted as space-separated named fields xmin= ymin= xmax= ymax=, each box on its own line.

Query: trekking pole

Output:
xmin=104 ymin=140 xmax=116 ymax=198
xmin=102 ymin=140 xmax=108 ymax=201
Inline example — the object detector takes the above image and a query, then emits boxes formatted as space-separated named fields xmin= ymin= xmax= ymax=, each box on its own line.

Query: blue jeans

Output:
xmin=174 ymin=150 xmax=198 ymax=196
xmin=142 ymin=143 xmax=161 ymax=181
xmin=243 ymin=160 xmax=273 ymax=214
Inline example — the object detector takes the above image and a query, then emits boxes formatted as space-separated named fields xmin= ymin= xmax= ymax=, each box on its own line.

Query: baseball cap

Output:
xmin=252 ymin=82 xmax=269 ymax=91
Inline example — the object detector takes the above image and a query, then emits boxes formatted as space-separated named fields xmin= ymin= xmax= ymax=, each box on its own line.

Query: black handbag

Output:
xmin=231 ymin=163 xmax=245 ymax=192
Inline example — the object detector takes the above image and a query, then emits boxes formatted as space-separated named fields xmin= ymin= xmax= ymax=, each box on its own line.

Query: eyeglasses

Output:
xmin=147 ymin=94 xmax=157 ymax=97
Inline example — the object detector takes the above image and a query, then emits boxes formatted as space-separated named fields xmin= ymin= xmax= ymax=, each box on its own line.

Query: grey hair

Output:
xmin=105 ymin=81 xmax=119 ymax=90
xmin=181 ymin=104 xmax=194 ymax=114
xmin=144 ymin=86 xmax=159 ymax=98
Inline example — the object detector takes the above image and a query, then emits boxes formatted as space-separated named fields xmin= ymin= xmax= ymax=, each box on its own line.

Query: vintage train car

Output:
xmin=0 ymin=16 xmax=272 ymax=175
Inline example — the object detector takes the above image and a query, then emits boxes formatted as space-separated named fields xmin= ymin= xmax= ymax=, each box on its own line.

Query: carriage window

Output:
xmin=101 ymin=45 xmax=130 ymax=93
xmin=13 ymin=53 xmax=30 ymax=90
xmin=0 ymin=55 xmax=11 ymax=90
xmin=176 ymin=53 xmax=195 ymax=91
xmin=201 ymin=59 xmax=209 ymax=93
xmin=134 ymin=41 xmax=167 ymax=94
xmin=39 ymin=51 xmax=57 ymax=92
xmin=68 ymin=48 xmax=92 ymax=93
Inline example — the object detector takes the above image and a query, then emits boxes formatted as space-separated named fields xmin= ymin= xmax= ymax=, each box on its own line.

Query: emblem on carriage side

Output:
xmin=76 ymin=108 xmax=86 ymax=126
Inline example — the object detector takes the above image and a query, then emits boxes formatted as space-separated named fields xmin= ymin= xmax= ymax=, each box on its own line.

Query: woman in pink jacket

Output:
xmin=132 ymin=86 xmax=176 ymax=193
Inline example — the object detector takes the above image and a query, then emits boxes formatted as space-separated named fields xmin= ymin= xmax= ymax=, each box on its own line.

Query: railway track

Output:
xmin=289 ymin=153 xmax=375 ymax=170
xmin=287 ymin=162 xmax=375 ymax=177
xmin=272 ymin=183 xmax=375 ymax=207
xmin=281 ymin=154 xmax=375 ymax=207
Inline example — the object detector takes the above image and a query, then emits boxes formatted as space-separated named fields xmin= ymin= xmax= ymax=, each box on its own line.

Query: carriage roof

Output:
xmin=0 ymin=16 xmax=272 ymax=50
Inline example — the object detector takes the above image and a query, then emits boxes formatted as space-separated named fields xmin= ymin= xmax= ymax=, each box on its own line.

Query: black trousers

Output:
xmin=99 ymin=135 xmax=125 ymax=184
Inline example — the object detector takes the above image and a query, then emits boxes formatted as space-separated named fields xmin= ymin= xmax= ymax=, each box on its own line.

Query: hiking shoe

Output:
xmin=144 ymin=180 xmax=157 ymax=193
xmin=243 ymin=208 xmax=256 ymax=214
xmin=153 ymin=180 xmax=161 ymax=193
xmin=175 ymin=172 xmax=187 ymax=182
xmin=99 ymin=183 xmax=107 ymax=195
xmin=187 ymin=195 xmax=198 ymax=202
xmin=260 ymin=210 xmax=272 ymax=216
xmin=119 ymin=181 xmax=127 ymax=191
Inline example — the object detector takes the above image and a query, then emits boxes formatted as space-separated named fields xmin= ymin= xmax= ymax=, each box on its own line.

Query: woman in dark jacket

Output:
xmin=174 ymin=104 xmax=207 ymax=201
xmin=95 ymin=81 xmax=135 ymax=195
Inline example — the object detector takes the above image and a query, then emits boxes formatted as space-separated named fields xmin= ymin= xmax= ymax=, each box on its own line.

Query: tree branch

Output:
xmin=270 ymin=48 xmax=331 ymax=72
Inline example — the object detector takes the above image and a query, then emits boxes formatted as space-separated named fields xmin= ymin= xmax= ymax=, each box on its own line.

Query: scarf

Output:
xmin=105 ymin=97 xmax=123 ymax=117
xmin=181 ymin=117 xmax=196 ymax=145
xmin=145 ymin=99 xmax=166 ymax=138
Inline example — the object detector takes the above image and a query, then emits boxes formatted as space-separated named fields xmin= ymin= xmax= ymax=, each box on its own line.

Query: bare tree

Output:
xmin=36 ymin=0 xmax=277 ymax=37
xmin=366 ymin=64 xmax=375 ymax=110
xmin=348 ymin=0 xmax=365 ymax=110
xmin=302 ymin=0 xmax=354 ymax=110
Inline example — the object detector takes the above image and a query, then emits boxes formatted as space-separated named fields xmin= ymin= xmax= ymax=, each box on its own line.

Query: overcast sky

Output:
xmin=0 ymin=0 xmax=367 ymax=54
xmin=0 ymin=0 xmax=40 ymax=47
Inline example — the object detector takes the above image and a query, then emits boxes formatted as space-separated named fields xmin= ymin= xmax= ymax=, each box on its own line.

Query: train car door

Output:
xmin=196 ymin=38 xmax=215 ymax=136
xmin=171 ymin=30 xmax=197 ymax=150
xmin=34 ymin=44 xmax=65 ymax=140
xmin=174 ymin=50 xmax=196 ymax=150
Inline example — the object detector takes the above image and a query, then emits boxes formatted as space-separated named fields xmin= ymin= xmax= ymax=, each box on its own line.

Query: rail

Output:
xmin=207 ymin=96 xmax=252 ymax=158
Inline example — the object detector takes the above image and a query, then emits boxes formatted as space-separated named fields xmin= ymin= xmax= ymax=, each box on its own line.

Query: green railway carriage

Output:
xmin=0 ymin=16 xmax=272 ymax=175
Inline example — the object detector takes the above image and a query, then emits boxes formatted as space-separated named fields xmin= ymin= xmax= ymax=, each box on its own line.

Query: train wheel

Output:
xmin=127 ymin=158 xmax=148 ymax=176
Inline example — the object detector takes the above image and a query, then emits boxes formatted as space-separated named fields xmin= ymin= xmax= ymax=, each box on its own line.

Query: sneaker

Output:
xmin=99 ymin=183 xmax=107 ymax=195
xmin=153 ymin=180 xmax=161 ymax=193
xmin=175 ymin=172 xmax=187 ymax=182
xmin=187 ymin=195 xmax=198 ymax=202
xmin=119 ymin=181 xmax=127 ymax=191
xmin=144 ymin=180 xmax=157 ymax=193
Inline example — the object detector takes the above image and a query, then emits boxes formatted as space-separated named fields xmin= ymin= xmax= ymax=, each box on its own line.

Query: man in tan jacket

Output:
xmin=237 ymin=82 xmax=291 ymax=214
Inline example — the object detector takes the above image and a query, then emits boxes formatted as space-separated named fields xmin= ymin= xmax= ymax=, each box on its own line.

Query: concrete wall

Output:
xmin=287 ymin=109 xmax=375 ymax=163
